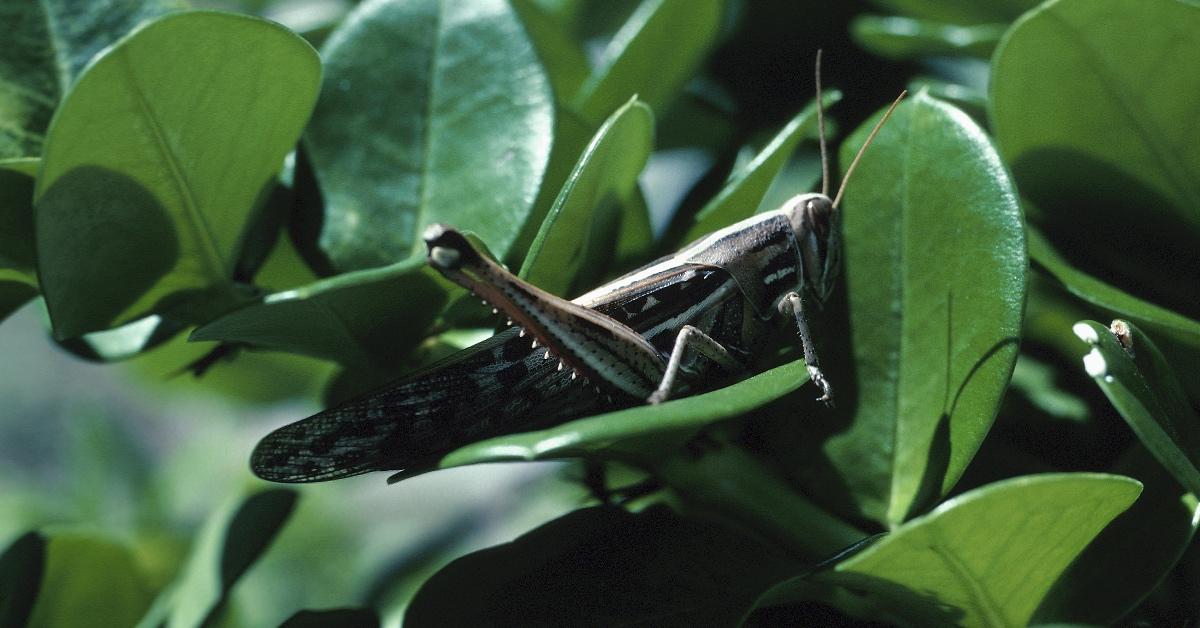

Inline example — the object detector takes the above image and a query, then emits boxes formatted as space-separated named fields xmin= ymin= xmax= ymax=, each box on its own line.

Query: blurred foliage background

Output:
xmin=3 ymin=0 xmax=1200 ymax=625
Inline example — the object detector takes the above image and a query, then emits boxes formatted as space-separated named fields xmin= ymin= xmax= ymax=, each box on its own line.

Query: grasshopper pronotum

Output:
xmin=251 ymin=55 xmax=904 ymax=483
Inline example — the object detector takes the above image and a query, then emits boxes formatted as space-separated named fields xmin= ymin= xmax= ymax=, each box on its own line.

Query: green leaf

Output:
xmin=511 ymin=0 xmax=591 ymax=102
xmin=851 ymin=15 xmax=1005 ymax=60
xmin=865 ymin=0 xmax=1039 ymax=24
xmin=0 ymin=531 xmax=45 ymax=628
xmin=0 ymin=272 xmax=36 ymax=326
xmin=1073 ymin=320 xmax=1200 ymax=496
xmin=572 ymin=0 xmax=723 ymax=124
xmin=192 ymin=259 xmax=450 ymax=368
xmin=406 ymin=505 xmax=798 ymax=628
xmin=137 ymin=489 xmax=297 ymax=628
xmin=56 ymin=315 xmax=185 ymax=362
xmin=0 ymin=0 xmax=185 ymax=159
xmin=1034 ymin=446 xmax=1200 ymax=625
xmin=796 ymin=92 xmax=1025 ymax=527
xmin=519 ymin=98 xmax=654 ymax=296
xmin=440 ymin=359 xmax=810 ymax=468
xmin=0 ymin=162 xmax=36 ymax=271
xmin=818 ymin=473 xmax=1142 ymax=627
xmin=34 ymin=11 xmax=321 ymax=339
xmin=991 ymin=0 xmax=1200 ymax=234
xmin=27 ymin=532 xmax=156 ymax=628
xmin=1029 ymin=226 xmax=1200 ymax=352
xmin=679 ymin=92 xmax=840 ymax=244
xmin=303 ymin=0 xmax=553 ymax=272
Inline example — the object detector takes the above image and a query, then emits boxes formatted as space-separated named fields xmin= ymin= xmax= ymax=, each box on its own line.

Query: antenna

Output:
xmin=832 ymin=90 xmax=906 ymax=209
xmin=815 ymin=49 xmax=829 ymax=197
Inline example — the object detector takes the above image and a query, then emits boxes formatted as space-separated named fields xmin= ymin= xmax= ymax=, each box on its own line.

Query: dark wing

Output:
xmin=250 ymin=327 xmax=602 ymax=482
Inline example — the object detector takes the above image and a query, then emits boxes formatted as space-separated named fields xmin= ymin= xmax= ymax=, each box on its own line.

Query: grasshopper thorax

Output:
xmin=784 ymin=192 xmax=840 ymax=303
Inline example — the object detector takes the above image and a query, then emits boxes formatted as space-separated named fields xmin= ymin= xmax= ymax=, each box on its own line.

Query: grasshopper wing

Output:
xmin=251 ymin=327 xmax=601 ymax=482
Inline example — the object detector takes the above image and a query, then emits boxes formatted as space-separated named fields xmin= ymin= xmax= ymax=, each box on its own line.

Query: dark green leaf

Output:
xmin=793 ymin=92 xmax=1025 ymax=526
xmin=303 ymin=0 xmax=553 ymax=272
xmin=519 ymin=98 xmax=654 ymax=296
xmin=0 ymin=274 xmax=36 ymax=327
xmin=406 ymin=505 xmax=798 ymax=628
xmin=680 ymin=92 xmax=840 ymax=244
xmin=1029 ymin=226 xmax=1200 ymax=352
xmin=573 ymin=0 xmax=723 ymax=124
xmin=192 ymin=259 xmax=450 ymax=368
xmin=27 ymin=533 xmax=156 ymax=628
xmin=817 ymin=473 xmax=1141 ymax=627
xmin=0 ymin=0 xmax=185 ymax=158
xmin=440 ymin=359 xmax=810 ymax=467
xmin=1035 ymin=446 xmax=1200 ymax=625
xmin=34 ymin=11 xmax=321 ymax=338
xmin=988 ymin=0 xmax=1200 ymax=232
xmin=511 ymin=0 xmax=591 ymax=102
xmin=1073 ymin=320 xmax=1200 ymax=496
xmin=137 ymin=489 xmax=297 ymax=628
xmin=281 ymin=608 xmax=380 ymax=628
xmin=866 ymin=0 xmax=1039 ymax=24
xmin=851 ymin=15 xmax=1005 ymax=60
xmin=56 ymin=315 xmax=185 ymax=362
xmin=0 ymin=162 xmax=36 ymax=271
xmin=0 ymin=532 xmax=45 ymax=628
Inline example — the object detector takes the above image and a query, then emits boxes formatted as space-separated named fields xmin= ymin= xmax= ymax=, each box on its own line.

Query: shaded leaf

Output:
xmin=789 ymin=92 xmax=1025 ymax=526
xmin=303 ymin=0 xmax=553 ymax=272
xmin=27 ymin=533 xmax=156 ymax=628
xmin=851 ymin=15 xmax=1005 ymax=60
xmin=817 ymin=473 xmax=1141 ymax=627
xmin=679 ymin=92 xmax=840 ymax=244
xmin=1035 ymin=445 xmax=1200 ymax=625
xmin=137 ymin=489 xmax=297 ymax=628
xmin=0 ymin=532 xmax=45 ymax=628
xmin=573 ymin=0 xmax=723 ymax=124
xmin=192 ymin=259 xmax=450 ymax=368
xmin=1029 ymin=226 xmax=1200 ymax=352
xmin=34 ymin=11 xmax=321 ymax=338
xmin=519 ymin=98 xmax=654 ymax=296
xmin=511 ymin=0 xmax=591 ymax=102
xmin=0 ymin=0 xmax=185 ymax=158
xmin=1073 ymin=320 xmax=1200 ymax=496
xmin=406 ymin=505 xmax=798 ymax=628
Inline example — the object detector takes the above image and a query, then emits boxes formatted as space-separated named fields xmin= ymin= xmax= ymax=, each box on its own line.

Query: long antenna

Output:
xmin=831 ymin=90 xmax=907 ymax=209
xmin=815 ymin=49 xmax=829 ymax=197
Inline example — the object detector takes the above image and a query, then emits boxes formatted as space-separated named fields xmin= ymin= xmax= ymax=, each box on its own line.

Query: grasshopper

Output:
xmin=251 ymin=58 xmax=904 ymax=484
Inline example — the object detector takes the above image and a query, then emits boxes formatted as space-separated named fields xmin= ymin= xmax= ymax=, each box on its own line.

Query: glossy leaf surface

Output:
xmin=820 ymin=473 xmax=1141 ymax=627
xmin=0 ymin=0 xmax=184 ymax=158
xmin=790 ymin=92 xmax=1025 ymax=526
xmin=303 ymin=0 xmax=553 ymax=272
xmin=1073 ymin=320 xmax=1200 ymax=496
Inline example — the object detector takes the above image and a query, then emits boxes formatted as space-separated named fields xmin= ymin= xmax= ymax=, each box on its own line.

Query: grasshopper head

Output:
xmin=424 ymin=224 xmax=482 ymax=271
xmin=785 ymin=193 xmax=840 ymax=302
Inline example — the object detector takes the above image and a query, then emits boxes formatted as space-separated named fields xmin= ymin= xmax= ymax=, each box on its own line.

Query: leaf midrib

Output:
xmin=116 ymin=48 xmax=226 ymax=283
xmin=413 ymin=0 xmax=446 ymax=259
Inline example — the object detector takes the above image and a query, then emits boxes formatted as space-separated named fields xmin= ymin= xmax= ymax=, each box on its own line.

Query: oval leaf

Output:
xmin=303 ymin=0 xmax=553 ymax=272
xmin=991 ymin=0 xmax=1200 ymax=242
xmin=192 ymin=260 xmax=450 ymax=368
xmin=865 ymin=0 xmax=1039 ymax=24
xmin=819 ymin=473 xmax=1141 ymax=627
xmin=1073 ymin=320 xmax=1200 ymax=496
xmin=34 ymin=11 xmax=321 ymax=338
xmin=794 ymin=92 xmax=1025 ymax=527
xmin=27 ymin=532 xmax=156 ymax=628
xmin=0 ymin=531 xmax=45 ymax=628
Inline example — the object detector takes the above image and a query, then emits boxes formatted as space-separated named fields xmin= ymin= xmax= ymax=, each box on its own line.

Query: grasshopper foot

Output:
xmin=808 ymin=365 xmax=834 ymax=407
